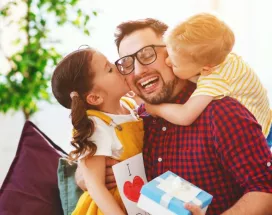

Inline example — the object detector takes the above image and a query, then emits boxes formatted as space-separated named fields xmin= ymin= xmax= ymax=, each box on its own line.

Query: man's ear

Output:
xmin=86 ymin=93 xmax=103 ymax=106
xmin=200 ymin=66 xmax=212 ymax=76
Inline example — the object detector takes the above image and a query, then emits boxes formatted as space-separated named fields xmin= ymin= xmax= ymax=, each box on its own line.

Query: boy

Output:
xmin=146 ymin=13 xmax=272 ymax=146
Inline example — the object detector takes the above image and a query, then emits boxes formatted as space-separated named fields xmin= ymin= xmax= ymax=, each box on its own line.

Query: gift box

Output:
xmin=137 ymin=171 xmax=213 ymax=215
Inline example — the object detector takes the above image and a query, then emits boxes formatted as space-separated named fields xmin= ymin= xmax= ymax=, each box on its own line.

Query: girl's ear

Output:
xmin=86 ymin=93 xmax=104 ymax=106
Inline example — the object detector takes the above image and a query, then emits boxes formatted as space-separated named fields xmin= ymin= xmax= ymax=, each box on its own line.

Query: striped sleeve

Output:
xmin=192 ymin=72 xmax=231 ymax=99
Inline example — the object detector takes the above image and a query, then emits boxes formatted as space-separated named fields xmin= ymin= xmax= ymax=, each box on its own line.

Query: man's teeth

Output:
xmin=145 ymin=83 xmax=156 ymax=89
xmin=140 ymin=77 xmax=157 ymax=86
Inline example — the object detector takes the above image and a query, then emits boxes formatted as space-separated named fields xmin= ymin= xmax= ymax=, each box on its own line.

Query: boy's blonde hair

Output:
xmin=165 ymin=13 xmax=235 ymax=66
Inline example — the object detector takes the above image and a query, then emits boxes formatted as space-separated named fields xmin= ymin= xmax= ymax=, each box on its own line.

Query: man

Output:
xmin=111 ymin=18 xmax=272 ymax=214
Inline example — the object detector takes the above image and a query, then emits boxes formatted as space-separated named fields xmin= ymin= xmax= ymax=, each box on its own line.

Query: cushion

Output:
xmin=57 ymin=158 xmax=83 ymax=215
xmin=0 ymin=121 xmax=68 ymax=215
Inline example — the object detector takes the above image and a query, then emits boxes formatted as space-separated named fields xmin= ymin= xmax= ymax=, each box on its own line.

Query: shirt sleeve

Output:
xmin=191 ymin=72 xmax=231 ymax=99
xmin=80 ymin=117 xmax=113 ymax=159
xmin=211 ymin=97 xmax=272 ymax=194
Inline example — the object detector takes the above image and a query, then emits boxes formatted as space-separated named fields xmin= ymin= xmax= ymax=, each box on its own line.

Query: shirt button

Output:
xmin=158 ymin=157 xmax=163 ymax=162
xmin=267 ymin=162 xmax=271 ymax=167
xmin=162 ymin=126 xmax=167 ymax=131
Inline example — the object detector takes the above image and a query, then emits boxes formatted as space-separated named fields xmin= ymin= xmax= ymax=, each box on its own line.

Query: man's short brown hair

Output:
xmin=114 ymin=18 xmax=168 ymax=51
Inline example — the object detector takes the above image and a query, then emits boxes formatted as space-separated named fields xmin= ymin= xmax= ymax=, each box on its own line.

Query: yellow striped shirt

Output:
xmin=192 ymin=53 xmax=272 ymax=136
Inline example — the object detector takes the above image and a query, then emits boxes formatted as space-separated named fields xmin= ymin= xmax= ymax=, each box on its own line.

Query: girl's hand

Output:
xmin=184 ymin=203 xmax=205 ymax=215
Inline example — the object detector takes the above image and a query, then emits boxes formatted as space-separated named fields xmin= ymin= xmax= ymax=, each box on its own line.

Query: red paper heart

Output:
xmin=123 ymin=176 xmax=144 ymax=202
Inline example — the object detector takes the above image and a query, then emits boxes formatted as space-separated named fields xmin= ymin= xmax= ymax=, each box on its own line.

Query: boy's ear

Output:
xmin=200 ymin=66 xmax=212 ymax=76
xmin=86 ymin=93 xmax=103 ymax=106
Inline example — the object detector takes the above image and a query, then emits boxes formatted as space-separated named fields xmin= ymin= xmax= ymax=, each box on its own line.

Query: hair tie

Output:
xmin=78 ymin=44 xmax=90 ymax=50
xmin=70 ymin=91 xmax=79 ymax=99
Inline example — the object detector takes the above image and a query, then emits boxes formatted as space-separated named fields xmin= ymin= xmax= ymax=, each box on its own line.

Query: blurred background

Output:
xmin=1 ymin=0 xmax=272 ymax=185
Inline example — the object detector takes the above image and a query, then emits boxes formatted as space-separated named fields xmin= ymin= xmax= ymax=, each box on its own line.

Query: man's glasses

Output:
xmin=115 ymin=44 xmax=166 ymax=75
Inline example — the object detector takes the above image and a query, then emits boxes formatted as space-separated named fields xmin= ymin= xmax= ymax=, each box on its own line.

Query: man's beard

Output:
xmin=139 ymin=77 xmax=179 ymax=104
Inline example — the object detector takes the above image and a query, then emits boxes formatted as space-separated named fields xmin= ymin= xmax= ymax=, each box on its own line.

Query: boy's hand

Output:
xmin=145 ymin=103 xmax=160 ymax=117
xmin=184 ymin=203 xmax=205 ymax=215
xmin=105 ymin=157 xmax=119 ymax=190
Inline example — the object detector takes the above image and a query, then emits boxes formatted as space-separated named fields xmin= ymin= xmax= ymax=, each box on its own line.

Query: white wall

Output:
xmin=1 ymin=0 xmax=272 ymax=184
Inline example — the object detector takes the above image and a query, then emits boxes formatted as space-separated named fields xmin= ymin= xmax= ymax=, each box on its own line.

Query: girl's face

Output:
xmin=90 ymin=51 xmax=130 ymax=100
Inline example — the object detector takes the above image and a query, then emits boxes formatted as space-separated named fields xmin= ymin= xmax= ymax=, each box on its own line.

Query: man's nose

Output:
xmin=134 ymin=59 xmax=148 ymax=75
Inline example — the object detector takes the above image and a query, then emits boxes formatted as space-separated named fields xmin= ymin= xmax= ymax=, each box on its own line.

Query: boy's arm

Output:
xmin=145 ymin=95 xmax=213 ymax=125
xmin=79 ymin=156 xmax=125 ymax=215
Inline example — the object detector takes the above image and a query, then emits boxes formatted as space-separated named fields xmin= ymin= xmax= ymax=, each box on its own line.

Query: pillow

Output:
xmin=0 ymin=121 xmax=68 ymax=215
xmin=57 ymin=158 xmax=83 ymax=215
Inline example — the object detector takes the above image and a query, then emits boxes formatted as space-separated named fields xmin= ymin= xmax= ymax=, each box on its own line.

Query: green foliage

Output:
xmin=0 ymin=0 xmax=97 ymax=119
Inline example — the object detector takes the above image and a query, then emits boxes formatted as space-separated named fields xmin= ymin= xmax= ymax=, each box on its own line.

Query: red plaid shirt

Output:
xmin=139 ymin=82 xmax=272 ymax=215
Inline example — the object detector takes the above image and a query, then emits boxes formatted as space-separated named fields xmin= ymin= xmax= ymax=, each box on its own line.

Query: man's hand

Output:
xmin=184 ymin=203 xmax=205 ymax=215
xmin=105 ymin=157 xmax=119 ymax=190
xmin=75 ymin=164 xmax=87 ymax=191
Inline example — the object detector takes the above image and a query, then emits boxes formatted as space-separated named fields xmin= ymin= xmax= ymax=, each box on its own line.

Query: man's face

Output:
xmin=118 ymin=28 xmax=184 ymax=104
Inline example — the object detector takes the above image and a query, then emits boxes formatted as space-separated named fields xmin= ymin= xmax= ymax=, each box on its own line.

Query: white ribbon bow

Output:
xmin=155 ymin=175 xmax=202 ymax=208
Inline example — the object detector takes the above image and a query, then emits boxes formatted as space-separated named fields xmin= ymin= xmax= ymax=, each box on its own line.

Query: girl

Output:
xmin=51 ymin=47 xmax=144 ymax=215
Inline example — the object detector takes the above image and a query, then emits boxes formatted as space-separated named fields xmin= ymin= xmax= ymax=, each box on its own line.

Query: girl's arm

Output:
xmin=79 ymin=155 xmax=126 ymax=215
xmin=145 ymin=95 xmax=213 ymax=126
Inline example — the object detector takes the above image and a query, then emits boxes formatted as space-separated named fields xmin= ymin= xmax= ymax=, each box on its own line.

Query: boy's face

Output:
xmin=166 ymin=47 xmax=203 ymax=80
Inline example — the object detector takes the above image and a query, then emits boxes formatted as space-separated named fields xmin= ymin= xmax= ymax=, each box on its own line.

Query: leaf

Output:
xmin=84 ymin=29 xmax=90 ymax=36
xmin=70 ymin=0 xmax=78 ymax=6
xmin=29 ymin=12 xmax=36 ymax=21
xmin=12 ymin=38 xmax=21 ymax=45
xmin=40 ymin=19 xmax=46 ymax=26
xmin=84 ymin=15 xmax=90 ymax=25
xmin=77 ymin=9 xmax=82 ymax=16
xmin=72 ymin=17 xmax=81 ymax=26
xmin=0 ymin=7 xmax=10 ymax=17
